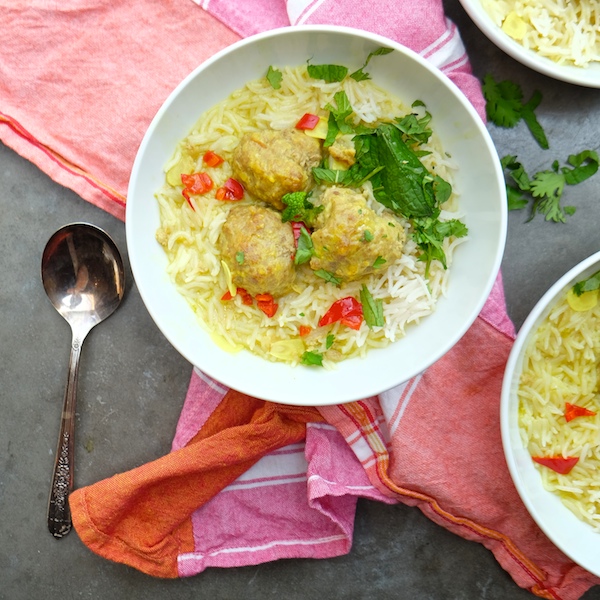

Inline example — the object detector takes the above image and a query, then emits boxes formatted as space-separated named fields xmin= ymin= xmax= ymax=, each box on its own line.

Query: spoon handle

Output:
xmin=48 ymin=331 xmax=84 ymax=538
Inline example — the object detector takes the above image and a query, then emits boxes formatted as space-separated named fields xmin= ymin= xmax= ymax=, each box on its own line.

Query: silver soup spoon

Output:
xmin=41 ymin=223 xmax=125 ymax=538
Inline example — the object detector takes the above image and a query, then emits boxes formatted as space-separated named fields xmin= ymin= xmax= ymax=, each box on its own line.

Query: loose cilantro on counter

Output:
xmin=502 ymin=151 xmax=599 ymax=222
xmin=482 ymin=74 xmax=548 ymax=149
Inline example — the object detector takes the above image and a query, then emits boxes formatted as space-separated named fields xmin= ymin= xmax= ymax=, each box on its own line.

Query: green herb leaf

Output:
xmin=325 ymin=333 xmax=335 ymax=349
xmin=506 ymin=185 xmax=529 ymax=211
xmin=360 ymin=285 xmax=384 ymax=328
xmin=394 ymin=111 xmax=433 ymax=146
xmin=301 ymin=351 xmax=324 ymax=366
xmin=573 ymin=270 xmax=600 ymax=296
xmin=521 ymin=90 xmax=549 ymax=149
xmin=413 ymin=217 xmax=468 ymax=272
xmin=266 ymin=66 xmax=282 ymax=89
xmin=349 ymin=46 xmax=393 ymax=81
xmin=235 ymin=251 xmax=244 ymax=265
xmin=324 ymin=91 xmax=356 ymax=146
xmin=373 ymin=256 xmax=387 ymax=269
xmin=562 ymin=150 xmax=599 ymax=185
xmin=294 ymin=226 xmax=314 ymax=266
xmin=482 ymin=74 xmax=523 ymax=128
xmin=307 ymin=63 xmax=348 ymax=83
xmin=314 ymin=269 xmax=342 ymax=285
xmin=363 ymin=230 xmax=374 ymax=242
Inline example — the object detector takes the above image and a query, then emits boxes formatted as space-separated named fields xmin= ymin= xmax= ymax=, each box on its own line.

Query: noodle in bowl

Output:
xmin=502 ymin=252 xmax=600 ymax=577
xmin=126 ymin=26 xmax=506 ymax=405
xmin=155 ymin=65 xmax=463 ymax=368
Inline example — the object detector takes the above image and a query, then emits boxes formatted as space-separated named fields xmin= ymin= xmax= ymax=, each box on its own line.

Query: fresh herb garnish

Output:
xmin=373 ymin=256 xmax=387 ymax=269
xmin=314 ymin=269 xmax=342 ymax=285
xmin=360 ymin=285 xmax=384 ymax=328
xmin=281 ymin=191 xmax=323 ymax=225
xmin=349 ymin=47 xmax=393 ymax=81
xmin=482 ymin=74 xmax=548 ymax=149
xmin=362 ymin=230 xmax=374 ymax=242
xmin=307 ymin=62 xmax=348 ymax=83
xmin=266 ymin=66 xmax=282 ymax=89
xmin=301 ymin=350 xmax=324 ymax=366
xmin=325 ymin=333 xmax=335 ymax=349
xmin=295 ymin=226 xmax=314 ymax=266
xmin=235 ymin=251 xmax=244 ymax=265
xmin=573 ymin=270 xmax=600 ymax=296
xmin=324 ymin=91 xmax=355 ymax=147
xmin=502 ymin=151 xmax=599 ymax=222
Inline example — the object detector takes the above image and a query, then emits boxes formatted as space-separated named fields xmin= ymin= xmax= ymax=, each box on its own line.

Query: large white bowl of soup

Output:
xmin=458 ymin=0 xmax=600 ymax=87
xmin=126 ymin=25 xmax=506 ymax=406
xmin=501 ymin=251 xmax=600 ymax=577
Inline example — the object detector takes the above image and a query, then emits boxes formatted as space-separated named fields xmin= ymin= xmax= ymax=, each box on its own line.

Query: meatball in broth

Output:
xmin=219 ymin=205 xmax=296 ymax=297
xmin=310 ymin=187 xmax=405 ymax=282
xmin=231 ymin=128 xmax=322 ymax=210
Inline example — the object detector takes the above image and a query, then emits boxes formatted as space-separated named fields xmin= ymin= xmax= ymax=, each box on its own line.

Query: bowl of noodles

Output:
xmin=501 ymin=251 xmax=600 ymax=577
xmin=458 ymin=0 xmax=600 ymax=87
xmin=126 ymin=25 xmax=506 ymax=406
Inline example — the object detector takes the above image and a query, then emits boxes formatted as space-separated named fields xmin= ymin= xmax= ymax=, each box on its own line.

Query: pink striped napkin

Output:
xmin=2 ymin=1 xmax=599 ymax=598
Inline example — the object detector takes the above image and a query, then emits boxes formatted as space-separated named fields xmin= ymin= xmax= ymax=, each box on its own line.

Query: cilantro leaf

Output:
xmin=521 ymin=90 xmax=549 ymax=149
xmin=562 ymin=150 xmax=599 ymax=185
xmin=314 ymin=269 xmax=341 ymax=285
xmin=413 ymin=217 xmax=468 ymax=272
xmin=349 ymin=46 xmax=393 ymax=81
xmin=301 ymin=351 xmax=324 ymax=366
xmin=506 ymin=185 xmax=529 ymax=211
xmin=235 ymin=251 xmax=244 ymax=265
xmin=573 ymin=270 xmax=600 ymax=296
xmin=294 ymin=226 xmax=314 ymax=266
xmin=324 ymin=91 xmax=355 ymax=146
xmin=360 ymin=285 xmax=384 ymax=328
xmin=483 ymin=74 xmax=523 ymax=128
xmin=307 ymin=63 xmax=348 ymax=83
xmin=394 ymin=110 xmax=433 ymax=146
xmin=373 ymin=256 xmax=387 ymax=269
xmin=325 ymin=334 xmax=335 ymax=349
xmin=266 ymin=66 xmax=282 ymax=89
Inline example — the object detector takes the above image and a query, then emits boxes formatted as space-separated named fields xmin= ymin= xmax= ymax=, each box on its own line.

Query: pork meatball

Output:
xmin=231 ymin=129 xmax=322 ymax=210
xmin=310 ymin=187 xmax=405 ymax=282
xmin=219 ymin=204 xmax=296 ymax=296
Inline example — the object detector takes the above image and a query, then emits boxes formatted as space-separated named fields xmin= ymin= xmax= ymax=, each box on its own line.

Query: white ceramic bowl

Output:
xmin=458 ymin=0 xmax=600 ymax=88
xmin=126 ymin=25 xmax=506 ymax=406
xmin=501 ymin=251 xmax=600 ymax=577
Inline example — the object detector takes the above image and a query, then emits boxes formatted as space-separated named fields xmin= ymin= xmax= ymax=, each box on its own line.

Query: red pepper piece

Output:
xmin=255 ymin=293 xmax=278 ymax=318
xmin=295 ymin=113 xmax=320 ymax=130
xmin=221 ymin=290 xmax=233 ymax=301
xmin=532 ymin=456 xmax=579 ymax=475
xmin=291 ymin=221 xmax=309 ymax=246
xmin=216 ymin=177 xmax=244 ymax=201
xmin=298 ymin=325 xmax=312 ymax=337
xmin=319 ymin=297 xmax=364 ymax=331
xmin=565 ymin=402 xmax=597 ymax=422
xmin=221 ymin=288 xmax=253 ymax=305
xmin=181 ymin=172 xmax=214 ymax=208
xmin=203 ymin=150 xmax=224 ymax=168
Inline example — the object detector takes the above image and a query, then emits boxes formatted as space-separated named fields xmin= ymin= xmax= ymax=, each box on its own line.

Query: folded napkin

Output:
xmin=2 ymin=1 xmax=599 ymax=599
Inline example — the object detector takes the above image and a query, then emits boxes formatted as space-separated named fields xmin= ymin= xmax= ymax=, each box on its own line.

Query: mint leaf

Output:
xmin=294 ymin=226 xmax=314 ymax=266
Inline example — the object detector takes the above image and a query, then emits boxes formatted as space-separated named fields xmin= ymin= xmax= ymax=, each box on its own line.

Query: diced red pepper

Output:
xmin=216 ymin=178 xmax=244 ymax=201
xmin=221 ymin=287 xmax=253 ymax=305
xmin=295 ymin=113 xmax=320 ymax=130
xmin=565 ymin=402 xmax=597 ymax=422
xmin=181 ymin=172 xmax=214 ymax=208
xmin=318 ymin=297 xmax=364 ymax=331
xmin=255 ymin=293 xmax=278 ymax=318
xmin=203 ymin=150 xmax=224 ymax=168
xmin=298 ymin=325 xmax=312 ymax=337
xmin=532 ymin=456 xmax=579 ymax=475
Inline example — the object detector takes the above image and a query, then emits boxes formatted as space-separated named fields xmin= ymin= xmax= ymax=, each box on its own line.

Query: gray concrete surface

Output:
xmin=2 ymin=2 xmax=600 ymax=598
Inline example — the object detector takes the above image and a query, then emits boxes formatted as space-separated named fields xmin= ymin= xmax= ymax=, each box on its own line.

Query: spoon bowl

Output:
xmin=41 ymin=222 xmax=125 ymax=538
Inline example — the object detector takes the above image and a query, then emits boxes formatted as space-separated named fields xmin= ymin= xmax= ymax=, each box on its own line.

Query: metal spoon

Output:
xmin=41 ymin=223 xmax=125 ymax=538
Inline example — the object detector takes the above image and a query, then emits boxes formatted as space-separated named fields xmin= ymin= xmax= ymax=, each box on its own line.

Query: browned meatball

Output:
xmin=310 ymin=187 xmax=405 ymax=281
xmin=219 ymin=204 xmax=296 ymax=296
xmin=231 ymin=129 xmax=322 ymax=210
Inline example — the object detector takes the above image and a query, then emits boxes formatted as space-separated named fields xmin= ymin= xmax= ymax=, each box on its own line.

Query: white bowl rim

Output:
xmin=501 ymin=250 xmax=600 ymax=576
xmin=126 ymin=24 xmax=507 ymax=406
xmin=458 ymin=0 xmax=600 ymax=88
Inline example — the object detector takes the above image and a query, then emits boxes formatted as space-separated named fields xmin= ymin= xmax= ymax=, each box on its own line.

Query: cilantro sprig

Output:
xmin=502 ymin=151 xmax=599 ymax=222
xmin=482 ymin=74 xmax=548 ymax=149
xmin=573 ymin=270 xmax=600 ymax=296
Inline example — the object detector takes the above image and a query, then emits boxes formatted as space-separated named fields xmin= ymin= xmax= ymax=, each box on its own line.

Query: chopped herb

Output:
xmin=235 ymin=251 xmax=244 ymax=265
xmin=324 ymin=90 xmax=355 ymax=146
xmin=326 ymin=333 xmax=335 ymax=349
xmin=301 ymin=351 xmax=324 ymax=366
xmin=349 ymin=46 xmax=393 ymax=81
xmin=307 ymin=62 xmax=348 ymax=83
xmin=373 ymin=256 xmax=387 ymax=269
xmin=363 ymin=230 xmax=374 ymax=242
xmin=502 ymin=151 xmax=599 ymax=222
xmin=266 ymin=66 xmax=282 ymax=89
xmin=294 ymin=226 xmax=314 ymax=266
xmin=394 ymin=110 xmax=433 ymax=146
xmin=360 ymin=285 xmax=384 ymax=328
xmin=482 ymin=74 xmax=548 ymax=149
xmin=573 ymin=270 xmax=600 ymax=296
xmin=314 ymin=269 xmax=342 ymax=285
